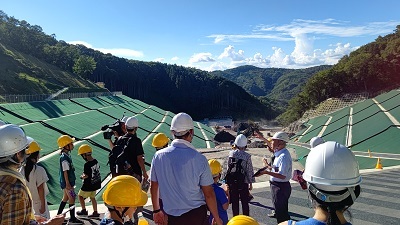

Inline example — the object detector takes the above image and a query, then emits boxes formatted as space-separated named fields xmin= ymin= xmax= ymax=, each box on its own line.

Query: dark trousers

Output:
xmin=168 ymin=205 xmax=208 ymax=225
xmin=270 ymin=181 xmax=291 ymax=223
xmin=229 ymin=183 xmax=250 ymax=216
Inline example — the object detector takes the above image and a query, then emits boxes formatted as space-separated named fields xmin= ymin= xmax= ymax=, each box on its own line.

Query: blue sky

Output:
xmin=1 ymin=0 xmax=400 ymax=71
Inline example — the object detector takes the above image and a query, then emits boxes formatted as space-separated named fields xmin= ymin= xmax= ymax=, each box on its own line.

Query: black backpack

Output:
xmin=224 ymin=157 xmax=246 ymax=185
xmin=108 ymin=136 xmax=132 ymax=177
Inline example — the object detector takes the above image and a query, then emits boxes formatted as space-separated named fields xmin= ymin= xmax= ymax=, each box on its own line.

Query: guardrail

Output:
xmin=0 ymin=91 xmax=123 ymax=103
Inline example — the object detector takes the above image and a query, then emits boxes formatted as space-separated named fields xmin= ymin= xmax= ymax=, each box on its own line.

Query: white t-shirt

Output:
xmin=20 ymin=165 xmax=50 ymax=218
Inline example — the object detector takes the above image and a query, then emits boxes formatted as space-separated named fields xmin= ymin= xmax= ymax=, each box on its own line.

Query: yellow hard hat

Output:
xmin=208 ymin=159 xmax=222 ymax=176
xmin=26 ymin=140 xmax=41 ymax=154
xmin=102 ymin=175 xmax=148 ymax=207
xmin=227 ymin=215 xmax=259 ymax=225
xmin=152 ymin=133 xmax=169 ymax=148
xmin=78 ymin=144 xmax=92 ymax=155
xmin=57 ymin=135 xmax=75 ymax=148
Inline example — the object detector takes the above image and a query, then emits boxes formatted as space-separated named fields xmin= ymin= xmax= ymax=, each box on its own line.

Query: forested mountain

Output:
xmin=211 ymin=65 xmax=331 ymax=115
xmin=0 ymin=11 xmax=274 ymax=120
xmin=279 ymin=25 xmax=400 ymax=125
xmin=211 ymin=65 xmax=331 ymax=99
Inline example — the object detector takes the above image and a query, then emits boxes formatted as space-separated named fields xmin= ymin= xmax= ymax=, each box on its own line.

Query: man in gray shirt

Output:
xmin=150 ymin=113 xmax=222 ymax=225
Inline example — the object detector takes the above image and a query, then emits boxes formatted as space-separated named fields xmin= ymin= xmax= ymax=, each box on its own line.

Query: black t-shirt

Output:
xmin=122 ymin=133 xmax=144 ymax=176
xmin=81 ymin=159 xmax=101 ymax=191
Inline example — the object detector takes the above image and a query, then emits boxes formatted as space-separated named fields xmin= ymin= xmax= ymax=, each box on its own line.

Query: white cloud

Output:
xmin=189 ymin=53 xmax=215 ymax=63
xmin=153 ymin=58 xmax=165 ymax=62
xmin=206 ymin=62 xmax=229 ymax=71
xmin=218 ymin=45 xmax=245 ymax=61
xmin=68 ymin=41 xmax=144 ymax=58
xmin=202 ymin=19 xmax=399 ymax=70
xmin=208 ymin=34 xmax=293 ymax=44
xmin=171 ymin=56 xmax=179 ymax=61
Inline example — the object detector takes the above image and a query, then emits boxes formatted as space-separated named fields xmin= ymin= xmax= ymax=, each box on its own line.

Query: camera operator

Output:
xmin=101 ymin=120 xmax=125 ymax=150
xmin=121 ymin=116 xmax=129 ymax=134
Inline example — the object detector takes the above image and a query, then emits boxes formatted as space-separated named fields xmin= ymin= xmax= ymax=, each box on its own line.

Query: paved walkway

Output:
xmin=51 ymin=147 xmax=400 ymax=225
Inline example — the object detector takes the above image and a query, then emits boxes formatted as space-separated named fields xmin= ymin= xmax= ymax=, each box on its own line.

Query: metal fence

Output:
xmin=0 ymin=91 xmax=123 ymax=103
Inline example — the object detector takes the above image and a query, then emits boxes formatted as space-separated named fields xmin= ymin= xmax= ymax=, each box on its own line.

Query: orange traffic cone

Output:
xmin=375 ymin=157 xmax=383 ymax=169
xmin=368 ymin=149 xmax=371 ymax=158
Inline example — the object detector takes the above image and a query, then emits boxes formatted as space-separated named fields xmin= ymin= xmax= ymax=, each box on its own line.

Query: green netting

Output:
xmin=20 ymin=122 xmax=63 ymax=156
xmin=149 ymin=105 xmax=166 ymax=115
xmin=133 ymin=99 xmax=149 ymax=108
xmin=375 ymin=91 xmax=400 ymax=122
xmin=120 ymin=101 xmax=146 ymax=113
xmin=350 ymin=126 xmax=400 ymax=154
xmin=356 ymin=156 xmax=400 ymax=170
xmin=198 ymin=122 xmax=216 ymax=138
xmin=0 ymin=106 xmax=27 ymax=125
xmin=134 ymin=114 xmax=159 ymax=132
xmin=374 ymin=89 xmax=400 ymax=103
xmin=321 ymin=108 xmax=350 ymax=145
xmin=164 ymin=112 xmax=174 ymax=124
xmin=1 ymin=94 xmax=217 ymax=206
xmin=97 ymin=96 xmax=132 ymax=105
xmin=44 ymin=111 xmax=115 ymax=139
xmin=291 ymin=127 xmax=307 ymax=141
xmin=141 ymin=109 xmax=164 ymax=123
xmin=351 ymin=99 xmax=375 ymax=114
xmin=97 ymin=104 xmax=136 ymax=119
xmin=115 ymin=95 xmax=136 ymax=102
xmin=298 ymin=116 xmax=330 ymax=143
xmin=352 ymin=104 xmax=381 ymax=124
xmin=351 ymin=111 xmax=392 ymax=145
xmin=72 ymin=97 xmax=115 ymax=109
xmin=288 ymin=144 xmax=310 ymax=167
xmin=388 ymin=106 xmax=400 ymax=123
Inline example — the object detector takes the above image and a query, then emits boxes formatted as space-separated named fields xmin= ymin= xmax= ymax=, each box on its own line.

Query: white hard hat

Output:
xmin=234 ymin=134 xmax=247 ymax=148
xmin=303 ymin=141 xmax=362 ymax=192
xmin=170 ymin=113 xmax=194 ymax=136
xmin=271 ymin=131 xmax=289 ymax=143
xmin=310 ymin=136 xmax=324 ymax=148
xmin=121 ymin=116 xmax=129 ymax=123
xmin=0 ymin=124 xmax=30 ymax=158
xmin=125 ymin=117 xmax=139 ymax=129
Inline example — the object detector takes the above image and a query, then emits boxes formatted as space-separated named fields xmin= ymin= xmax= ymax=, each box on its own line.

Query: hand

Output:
xmin=249 ymin=183 xmax=253 ymax=191
xmin=80 ymin=173 xmax=87 ymax=179
xmin=212 ymin=217 xmax=223 ymax=225
xmin=153 ymin=210 xmax=165 ymax=225
xmin=262 ymin=158 xmax=268 ymax=166
xmin=143 ymin=172 xmax=149 ymax=181
xmin=35 ymin=215 xmax=47 ymax=223
xmin=43 ymin=214 xmax=65 ymax=225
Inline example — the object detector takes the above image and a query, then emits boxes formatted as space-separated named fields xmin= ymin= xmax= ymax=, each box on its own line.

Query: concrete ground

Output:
xmin=51 ymin=146 xmax=400 ymax=225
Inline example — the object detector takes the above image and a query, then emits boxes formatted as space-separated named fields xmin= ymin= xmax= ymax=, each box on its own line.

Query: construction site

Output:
xmin=1 ymin=88 xmax=399 ymax=225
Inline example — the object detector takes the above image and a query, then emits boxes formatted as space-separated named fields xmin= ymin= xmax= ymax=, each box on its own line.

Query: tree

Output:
xmin=73 ymin=55 xmax=96 ymax=78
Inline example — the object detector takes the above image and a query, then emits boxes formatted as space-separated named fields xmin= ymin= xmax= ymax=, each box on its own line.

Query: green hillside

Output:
xmin=211 ymin=65 xmax=331 ymax=99
xmin=279 ymin=25 xmax=400 ymax=125
xmin=211 ymin=65 xmax=331 ymax=114
xmin=0 ymin=43 xmax=100 ymax=95
xmin=0 ymin=11 xmax=274 ymax=120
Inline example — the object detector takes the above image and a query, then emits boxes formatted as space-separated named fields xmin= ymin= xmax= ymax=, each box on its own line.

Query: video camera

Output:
xmin=101 ymin=119 xmax=124 ymax=139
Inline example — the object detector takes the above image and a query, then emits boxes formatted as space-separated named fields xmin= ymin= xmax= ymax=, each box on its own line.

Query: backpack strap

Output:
xmin=115 ymin=136 xmax=133 ymax=159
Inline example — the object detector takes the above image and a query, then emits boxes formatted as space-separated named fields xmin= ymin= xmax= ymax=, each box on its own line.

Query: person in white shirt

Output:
xmin=20 ymin=138 xmax=50 ymax=219
xmin=254 ymin=131 xmax=292 ymax=223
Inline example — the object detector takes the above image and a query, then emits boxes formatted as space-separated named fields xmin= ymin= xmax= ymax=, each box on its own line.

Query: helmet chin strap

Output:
xmin=113 ymin=206 xmax=130 ymax=222
xmin=308 ymin=183 xmax=357 ymax=203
